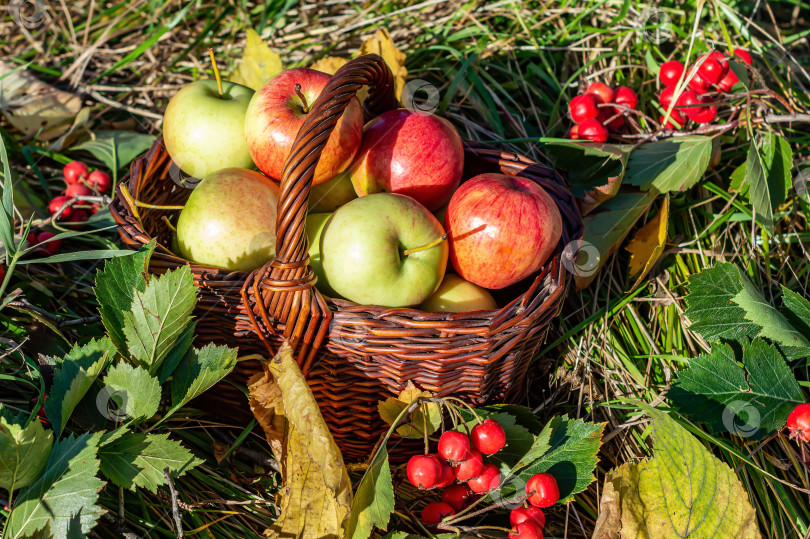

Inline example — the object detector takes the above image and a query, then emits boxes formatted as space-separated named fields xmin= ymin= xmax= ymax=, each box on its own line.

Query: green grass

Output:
xmin=2 ymin=1 xmax=810 ymax=537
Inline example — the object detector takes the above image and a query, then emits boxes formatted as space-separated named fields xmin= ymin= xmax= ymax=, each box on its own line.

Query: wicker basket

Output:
xmin=111 ymin=54 xmax=582 ymax=460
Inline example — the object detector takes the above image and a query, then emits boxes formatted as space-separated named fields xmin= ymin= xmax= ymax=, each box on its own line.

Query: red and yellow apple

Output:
xmin=445 ymin=173 xmax=562 ymax=289
xmin=175 ymin=168 xmax=280 ymax=272
xmin=244 ymin=68 xmax=363 ymax=185
xmin=420 ymin=274 xmax=497 ymax=312
xmin=346 ymin=109 xmax=464 ymax=211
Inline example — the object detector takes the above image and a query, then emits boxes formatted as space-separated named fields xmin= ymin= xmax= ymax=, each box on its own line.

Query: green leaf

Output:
xmin=0 ymin=135 xmax=16 ymax=258
xmin=625 ymin=136 xmax=712 ymax=193
xmin=669 ymin=339 xmax=803 ymax=438
xmin=0 ymin=416 xmax=53 ymax=494
xmin=509 ymin=422 xmax=552 ymax=477
xmin=73 ymin=130 xmax=156 ymax=172
xmin=577 ymin=190 xmax=657 ymax=287
xmin=44 ymin=338 xmax=116 ymax=436
xmin=744 ymin=136 xmax=773 ymax=230
xmin=5 ymin=433 xmax=105 ymax=539
xmin=101 ymin=362 xmax=161 ymax=425
xmin=158 ymin=321 xmax=196 ymax=383
xmin=168 ymin=343 xmax=238 ymax=414
xmin=728 ymin=59 xmax=750 ymax=90
xmin=345 ymin=446 xmax=394 ymax=539
xmin=544 ymin=141 xmax=628 ymax=211
xmin=684 ymin=262 xmax=761 ymax=341
xmin=733 ymin=276 xmax=810 ymax=350
xmin=517 ymin=417 xmax=604 ymax=502
xmin=378 ymin=383 xmax=441 ymax=439
xmin=783 ymin=287 xmax=810 ymax=339
xmin=593 ymin=404 xmax=759 ymax=538
xmin=98 ymin=432 xmax=201 ymax=492
xmin=122 ymin=265 xmax=197 ymax=374
xmin=740 ymin=133 xmax=793 ymax=231
xmin=93 ymin=241 xmax=154 ymax=354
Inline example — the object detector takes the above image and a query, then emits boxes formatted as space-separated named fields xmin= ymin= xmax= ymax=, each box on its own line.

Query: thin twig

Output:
xmin=163 ymin=467 xmax=184 ymax=539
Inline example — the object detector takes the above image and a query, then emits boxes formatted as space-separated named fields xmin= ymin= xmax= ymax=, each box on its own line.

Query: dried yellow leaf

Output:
xmin=310 ymin=56 xmax=349 ymax=75
xmin=230 ymin=29 xmax=283 ymax=91
xmin=377 ymin=381 xmax=440 ymax=439
xmin=249 ymin=342 xmax=351 ymax=539
xmin=625 ymin=196 xmax=669 ymax=285
xmin=357 ymin=29 xmax=407 ymax=100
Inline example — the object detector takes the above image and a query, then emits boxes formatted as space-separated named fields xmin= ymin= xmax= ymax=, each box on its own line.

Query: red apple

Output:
xmin=346 ymin=109 xmax=464 ymax=212
xmin=245 ymin=68 xmax=363 ymax=185
xmin=445 ymin=173 xmax=562 ymax=289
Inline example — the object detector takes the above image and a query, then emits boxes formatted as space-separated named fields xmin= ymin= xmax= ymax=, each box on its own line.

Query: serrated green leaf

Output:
xmin=122 ymin=265 xmax=197 ymax=374
xmin=544 ymin=141 xmax=628 ymax=211
xmin=509 ymin=421 xmax=552 ymax=477
xmin=594 ymin=404 xmax=759 ymax=538
xmin=45 ymin=338 xmax=115 ymax=436
xmin=73 ymin=130 xmax=156 ymax=172
xmin=743 ymin=133 xmax=793 ymax=231
xmin=93 ymin=242 xmax=154 ymax=354
xmin=625 ymin=136 xmax=712 ymax=193
xmin=101 ymin=362 xmax=160 ymax=425
xmin=345 ymin=446 xmax=394 ymax=539
xmin=5 ymin=433 xmax=105 ymax=539
xmin=158 ymin=321 xmax=196 ymax=383
xmin=684 ymin=262 xmax=761 ymax=341
xmin=517 ymin=417 xmax=604 ymax=502
xmin=669 ymin=339 xmax=803 ymax=438
xmin=168 ymin=343 xmax=237 ymax=414
xmin=98 ymin=432 xmax=201 ymax=492
xmin=0 ymin=416 xmax=52 ymax=494
xmin=745 ymin=137 xmax=773 ymax=230
xmin=783 ymin=288 xmax=810 ymax=342
xmin=733 ymin=276 xmax=810 ymax=350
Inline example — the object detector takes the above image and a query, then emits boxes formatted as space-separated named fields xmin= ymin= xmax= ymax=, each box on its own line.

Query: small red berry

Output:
xmin=407 ymin=454 xmax=443 ymax=489
xmin=526 ymin=473 xmax=559 ymax=508
xmin=467 ymin=463 xmax=501 ymax=494
xmin=675 ymin=90 xmax=701 ymax=118
xmin=66 ymin=183 xmax=92 ymax=198
xmin=508 ymin=522 xmax=544 ymax=539
xmin=438 ymin=431 xmax=471 ymax=463
xmin=569 ymin=94 xmax=599 ymax=123
xmin=733 ymin=48 xmax=753 ymax=66
xmin=442 ymin=484 xmax=474 ymax=512
xmin=453 ymin=449 xmax=484 ymax=481
xmin=687 ymin=70 xmax=710 ymax=94
xmin=659 ymin=87 xmax=676 ymax=109
xmin=613 ymin=86 xmax=638 ymax=110
xmin=48 ymin=196 xmax=74 ymax=219
xmin=600 ymin=107 xmax=625 ymax=130
xmin=659 ymin=60 xmax=684 ymax=87
xmin=697 ymin=53 xmax=727 ymax=84
xmin=585 ymin=82 xmax=614 ymax=104
xmin=577 ymin=118 xmax=608 ymax=143
xmin=689 ymin=97 xmax=717 ymax=123
xmin=660 ymin=111 xmax=686 ymax=130
xmin=435 ymin=460 xmax=456 ymax=489
xmin=510 ymin=506 xmax=546 ymax=529
xmin=0 ymin=266 xmax=5 ymax=281
xmin=717 ymin=70 xmax=740 ymax=93
xmin=568 ymin=124 xmax=580 ymax=139
xmin=63 ymin=161 xmax=89 ymax=184
xmin=787 ymin=403 xmax=810 ymax=442
xmin=27 ymin=232 xmax=61 ymax=256
xmin=471 ymin=419 xmax=507 ymax=455
xmin=421 ymin=502 xmax=454 ymax=526
xmin=87 ymin=170 xmax=111 ymax=193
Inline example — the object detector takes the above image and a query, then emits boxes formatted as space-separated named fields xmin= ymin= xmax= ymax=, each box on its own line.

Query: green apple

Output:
xmin=175 ymin=168 xmax=279 ymax=272
xmin=420 ymin=274 xmax=497 ymax=312
xmin=308 ymin=173 xmax=357 ymax=213
xmin=163 ymin=80 xmax=254 ymax=177
xmin=306 ymin=212 xmax=340 ymax=297
xmin=320 ymin=193 xmax=448 ymax=307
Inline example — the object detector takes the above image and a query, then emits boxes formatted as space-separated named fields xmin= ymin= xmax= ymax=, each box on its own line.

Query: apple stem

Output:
xmin=208 ymin=48 xmax=223 ymax=97
xmin=401 ymin=234 xmax=448 ymax=256
xmin=295 ymin=83 xmax=310 ymax=113
xmin=162 ymin=215 xmax=177 ymax=233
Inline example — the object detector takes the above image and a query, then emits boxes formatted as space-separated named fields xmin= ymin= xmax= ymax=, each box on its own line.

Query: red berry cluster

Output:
xmin=48 ymin=161 xmax=111 ymax=227
xmin=27 ymin=231 xmax=60 ymax=256
xmin=657 ymin=49 xmax=752 ymax=130
xmin=787 ymin=403 xmax=810 ymax=442
xmin=568 ymin=82 xmax=639 ymax=142
xmin=407 ymin=419 xmax=560 ymax=538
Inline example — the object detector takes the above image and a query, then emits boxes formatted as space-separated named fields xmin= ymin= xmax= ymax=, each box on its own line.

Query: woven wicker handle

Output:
xmin=274 ymin=54 xmax=397 ymax=266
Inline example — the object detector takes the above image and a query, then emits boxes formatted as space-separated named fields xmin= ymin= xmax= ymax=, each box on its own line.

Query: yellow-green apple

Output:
xmin=446 ymin=173 xmax=562 ymax=289
xmin=320 ymin=193 xmax=448 ymax=307
xmin=306 ymin=212 xmax=340 ymax=297
xmin=420 ymin=274 xmax=497 ymax=312
xmin=308 ymin=173 xmax=356 ymax=213
xmin=175 ymin=168 xmax=280 ymax=272
xmin=245 ymin=68 xmax=363 ymax=185
xmin=346 ymin=109 xmax=464 ymax=211
xmin=163 ymin=80 xmax=254 ymax=177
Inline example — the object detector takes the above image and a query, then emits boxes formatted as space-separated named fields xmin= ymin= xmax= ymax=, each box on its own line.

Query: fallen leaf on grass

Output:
xmin=230 ymin=29 xmax=283 ymax=91
xmin=311 ymin=56 xmax=349 ymax=75
xmin=377 ymin=381 xmax=440 ymax=439
xmin=358 ymin=29 xmax=407 ymax=100
xmin=249 ymin=342 xmax=352 ymax=539
xmin=625 ymin=195 xmax=669 ymax=286
xmin=0 ymin=61 xmax=81 ymax=140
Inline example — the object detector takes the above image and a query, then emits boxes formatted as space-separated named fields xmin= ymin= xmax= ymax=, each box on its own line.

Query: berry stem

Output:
xmin=208 ymin=48 xmax=223 ymax=97
xmin=401 ymin=234 xmax=447 ymax=257
xmin=294 ymin=83 xmax=310 ymax=113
